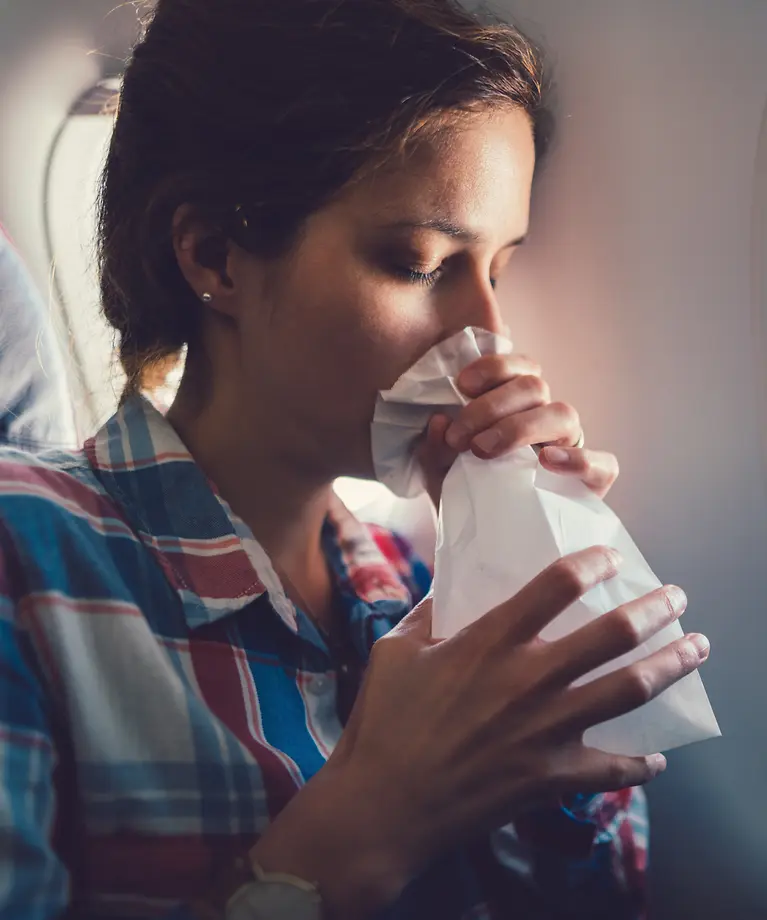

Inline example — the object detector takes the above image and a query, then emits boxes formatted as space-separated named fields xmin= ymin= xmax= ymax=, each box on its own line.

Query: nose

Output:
xmin=442 ymin=269 xmax=507 ymax=337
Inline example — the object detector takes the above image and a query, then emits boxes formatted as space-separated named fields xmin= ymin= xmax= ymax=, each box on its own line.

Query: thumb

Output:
xmin=332 ymin=597 xmax=436 ymax=760
xmin=416 ymin=414 xmax=455 ymax=472
xmin=414 ymin=414 xmax=457 ymax=508
xmin=392 ymin=595 xmax=439 ymax=646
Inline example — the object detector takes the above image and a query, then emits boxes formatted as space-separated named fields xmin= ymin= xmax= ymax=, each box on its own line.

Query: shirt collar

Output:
xmin=84 ymin=395 xmax=411 ymax=631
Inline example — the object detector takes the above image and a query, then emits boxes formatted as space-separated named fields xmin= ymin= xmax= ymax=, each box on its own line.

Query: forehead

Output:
xmin=341 ymin=107 xmax=536 ymax=240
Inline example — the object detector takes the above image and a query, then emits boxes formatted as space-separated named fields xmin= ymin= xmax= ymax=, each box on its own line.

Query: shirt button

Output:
xmin=310 ymin=675 xmax=328 ymax=695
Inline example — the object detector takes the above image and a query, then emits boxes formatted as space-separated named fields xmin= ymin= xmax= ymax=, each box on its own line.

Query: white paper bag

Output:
xmin=372 ymin=327 xmax=720 ymax=755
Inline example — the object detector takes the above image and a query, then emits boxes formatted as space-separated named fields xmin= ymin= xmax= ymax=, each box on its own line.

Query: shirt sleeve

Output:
xmin=0 ymin=524 xmax=70 ymax=917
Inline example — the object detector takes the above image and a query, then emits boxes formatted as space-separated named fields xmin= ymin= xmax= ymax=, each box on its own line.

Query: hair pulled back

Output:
xmin=98 ymin=0 xmax=547 ymax=392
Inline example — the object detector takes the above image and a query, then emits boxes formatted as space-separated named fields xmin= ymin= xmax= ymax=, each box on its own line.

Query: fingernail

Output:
xmin=647 ymin=753 xmax=667 ymax=773
xmin=543 ymin=446 xmax=570 ymax=465
xmin=665 ymin=585 xmax=687 ymax=614
xmin=459 ymin=367 xmax=486 ymax=392
xmin=445 ymin=422 xmax=470 ymax=449
xmin=607 ymin=548 xmax=623 ymax=570
xmin=473 ymin=428 xmax=501 ymax=453
xmin=689 ymin=634 xmax=710 ymax=660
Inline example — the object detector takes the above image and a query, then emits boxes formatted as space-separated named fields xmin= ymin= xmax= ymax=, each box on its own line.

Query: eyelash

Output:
xmin=396 ymin=266 xmax=498 ymax=290
xmin=402 ymin=267 xmax=444 ymax=287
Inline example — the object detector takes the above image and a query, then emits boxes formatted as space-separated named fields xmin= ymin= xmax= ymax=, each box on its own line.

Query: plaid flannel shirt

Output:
xmin=0 ymin=395 xmax=647 ymax=919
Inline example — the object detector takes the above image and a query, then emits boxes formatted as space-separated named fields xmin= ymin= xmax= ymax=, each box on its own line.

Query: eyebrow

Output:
xmin=380 ymin=218 xmax=528 ymax=250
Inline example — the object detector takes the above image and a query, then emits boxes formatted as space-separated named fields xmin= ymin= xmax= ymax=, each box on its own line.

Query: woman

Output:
xmin=0 ymin=1 xmax=708 ymax=918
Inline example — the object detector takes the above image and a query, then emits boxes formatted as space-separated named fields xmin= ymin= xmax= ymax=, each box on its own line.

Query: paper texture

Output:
xmin=371 ymin=327 xmax=720 ymax=755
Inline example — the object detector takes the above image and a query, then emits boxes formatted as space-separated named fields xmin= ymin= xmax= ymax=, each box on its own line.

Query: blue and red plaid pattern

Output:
xmin=0 ymin=395 xmax=647 ymax=919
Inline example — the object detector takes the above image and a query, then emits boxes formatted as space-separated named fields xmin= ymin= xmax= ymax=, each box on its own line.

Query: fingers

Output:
xmin=445 ymin=375 xmax=551 ymax=452
xmin=457 ymin=353 xmax=542 ymax=397
xmin=558 ymin=746 xmax=668 ymax=797
xmin=447 ymin=399 xmax=581 ymax=458
xmin=561 ymin=633 xmax=710 ymax=735
xmin=540 ymin=447 xmax=619 ymax=498
xmin=474 ymin=546 xmax=622 ymax=646
xmin=544 ymin=586 xmax=687 ymax=687
xmin=485 ymin=402 xmax=582 ymax=458
xmin=446 ymin=354 xmax=582 ymax=459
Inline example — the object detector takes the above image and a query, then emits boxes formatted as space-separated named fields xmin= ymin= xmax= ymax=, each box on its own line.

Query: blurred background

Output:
xmin=0 ymin=0 xmax=766 ymax=916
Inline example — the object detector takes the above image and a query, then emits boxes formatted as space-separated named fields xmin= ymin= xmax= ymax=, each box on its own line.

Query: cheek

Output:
xmin=291 ymin=275 xmax=439 ymax=410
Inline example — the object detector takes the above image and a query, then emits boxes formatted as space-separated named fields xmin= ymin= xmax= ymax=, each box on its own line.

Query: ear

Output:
xmin=171 ymin=204 xmax=238 ymax=315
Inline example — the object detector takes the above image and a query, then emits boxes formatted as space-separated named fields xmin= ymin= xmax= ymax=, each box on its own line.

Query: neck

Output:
xmin=166 ymin=379 xmax=334 ymax=583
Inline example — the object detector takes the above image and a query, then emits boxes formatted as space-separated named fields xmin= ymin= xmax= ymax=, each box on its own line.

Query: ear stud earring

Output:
xmin=201 ymin=292 xmax=213 ymax=303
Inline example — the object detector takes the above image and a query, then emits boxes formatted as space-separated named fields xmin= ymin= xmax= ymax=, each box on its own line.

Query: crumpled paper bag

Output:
xmin=372 ymin=327 xmax=719 ymax=755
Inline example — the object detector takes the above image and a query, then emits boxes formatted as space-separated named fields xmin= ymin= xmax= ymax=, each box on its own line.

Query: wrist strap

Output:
xmin=250 ymin=858 xmax=322 ymax=897
xmin=190 ymin=852 xmax=322 ymax=920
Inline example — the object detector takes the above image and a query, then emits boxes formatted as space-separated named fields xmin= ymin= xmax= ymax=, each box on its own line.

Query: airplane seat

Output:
xmin=0 ymin=223 xmax=75 ymax=448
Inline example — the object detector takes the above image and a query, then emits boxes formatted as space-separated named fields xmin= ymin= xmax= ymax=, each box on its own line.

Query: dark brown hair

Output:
xmin=98 ymin=0 xmax=548 ymax=393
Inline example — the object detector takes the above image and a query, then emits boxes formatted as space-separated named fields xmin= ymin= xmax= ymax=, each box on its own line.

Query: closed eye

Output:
xmin=394 ymin=265 xmax=498 ymax=290
xmin=392 ymin=265 xmax=445 ymax=287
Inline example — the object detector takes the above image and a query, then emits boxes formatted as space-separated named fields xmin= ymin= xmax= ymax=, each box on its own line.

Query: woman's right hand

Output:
xmin=251 ymin=545 xmax=708 ymax=919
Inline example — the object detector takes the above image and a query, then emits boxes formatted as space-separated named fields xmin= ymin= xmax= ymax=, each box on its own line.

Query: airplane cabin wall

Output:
xmin=489 ymin=1 xmax=767 ymax=917
xmin=0 ymin=0 xmax=139 ymax=429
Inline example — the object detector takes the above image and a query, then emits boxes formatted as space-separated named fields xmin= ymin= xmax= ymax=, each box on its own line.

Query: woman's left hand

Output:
xmin=415 ymin=352 xmax=619 ymax=507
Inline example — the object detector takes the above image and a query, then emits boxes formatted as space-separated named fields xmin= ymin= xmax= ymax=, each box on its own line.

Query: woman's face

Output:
xmin=208 ymin=106 xmax=535 ymax=479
